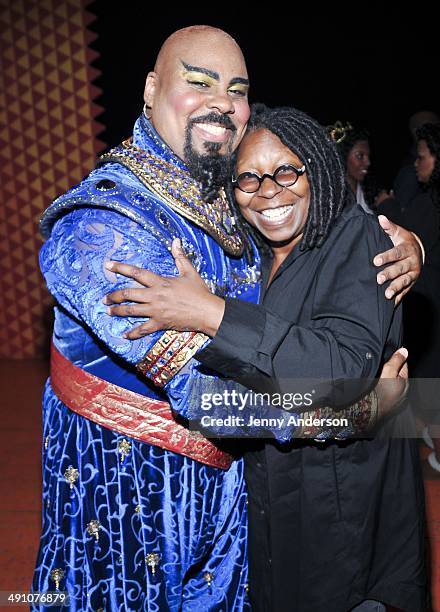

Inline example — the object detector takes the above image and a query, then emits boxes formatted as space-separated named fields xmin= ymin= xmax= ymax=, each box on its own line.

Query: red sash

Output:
xmin=50 ymin=343 xmax=233 ymax=470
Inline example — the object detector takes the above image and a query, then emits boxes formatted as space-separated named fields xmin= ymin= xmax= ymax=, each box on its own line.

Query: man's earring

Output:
xmin=143 ymin=103 xmax=152 ymax=118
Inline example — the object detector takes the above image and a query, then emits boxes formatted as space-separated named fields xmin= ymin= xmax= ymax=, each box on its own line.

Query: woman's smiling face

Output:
xmin=234 ymin=128 xmax=310 ymax=247
xmin=346 ymin=139 xmax=370 ymax=185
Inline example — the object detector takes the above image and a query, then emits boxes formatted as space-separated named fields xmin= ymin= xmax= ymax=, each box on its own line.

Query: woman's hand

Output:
xmin=375 ymin=347 xmax=409 ymax=421
xmin=374 ymin=215 xmax=423 ymax=305
xmin=104 ymin=239 xmax=225 ymax=339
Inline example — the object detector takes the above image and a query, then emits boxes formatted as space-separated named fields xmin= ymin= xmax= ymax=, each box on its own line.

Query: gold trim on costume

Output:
xmin=136 ymin=330 xmax=209 ymax=387
xmin=98 ymin=140 xmax=244 ymax=257
xmin=299 ymin=389 xmax=378 ymax=439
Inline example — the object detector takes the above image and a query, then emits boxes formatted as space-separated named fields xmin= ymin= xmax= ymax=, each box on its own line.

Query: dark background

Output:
xmin=89 ymin=5 xmax=438 ymax=187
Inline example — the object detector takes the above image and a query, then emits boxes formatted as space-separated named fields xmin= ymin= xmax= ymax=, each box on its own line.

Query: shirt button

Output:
xmin=256 ymin=462 xmax=262 ymax=468
xmin=260 ymin=509 xmax=265 ymax=515
xmin=365 ymin=352 xmax=372 ymax=360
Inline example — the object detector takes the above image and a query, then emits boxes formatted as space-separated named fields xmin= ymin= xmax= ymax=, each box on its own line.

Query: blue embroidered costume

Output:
xmin=32 ymin=114 xmax=260 ymax=611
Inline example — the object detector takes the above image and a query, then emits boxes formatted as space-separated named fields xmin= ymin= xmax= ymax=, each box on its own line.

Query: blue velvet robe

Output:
xmin=31 ymin=114 xmax=260 ymax=611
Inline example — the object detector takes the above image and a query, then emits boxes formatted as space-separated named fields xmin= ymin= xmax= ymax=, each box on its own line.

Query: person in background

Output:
xmin=393 ymin=110 xmax=440 ymax=211
xmin=398 ymin=122 xmax=440 ymax=475
xmin=328 ymin=121 xmax=393 ymax=212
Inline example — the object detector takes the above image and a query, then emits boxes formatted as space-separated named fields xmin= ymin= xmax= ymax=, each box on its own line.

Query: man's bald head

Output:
xmin=154 ymin=26 xmax=244 ymax=75
xmin=143 ymin=26 xmax=250 ymax=200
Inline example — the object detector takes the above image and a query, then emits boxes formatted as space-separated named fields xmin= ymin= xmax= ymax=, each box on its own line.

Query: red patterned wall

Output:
xmin=0 ymin=0 xmax=104 ymax=357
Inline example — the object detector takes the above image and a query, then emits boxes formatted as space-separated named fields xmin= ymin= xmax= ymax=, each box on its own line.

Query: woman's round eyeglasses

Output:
xmin=232 ymin=163 xmax=306 ymax=193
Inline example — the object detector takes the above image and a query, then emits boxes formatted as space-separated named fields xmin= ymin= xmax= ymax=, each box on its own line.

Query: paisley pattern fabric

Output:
xmin=31 ymin=115 xmax=260 ymax=611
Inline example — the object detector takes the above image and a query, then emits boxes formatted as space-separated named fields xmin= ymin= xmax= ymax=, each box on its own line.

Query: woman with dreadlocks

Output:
xmin=104 ymin=105 xmax=426 ymax=611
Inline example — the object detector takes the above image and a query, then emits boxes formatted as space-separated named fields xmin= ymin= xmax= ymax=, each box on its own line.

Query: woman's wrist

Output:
xmin=199 ymin=294 xmax=226 ymax=337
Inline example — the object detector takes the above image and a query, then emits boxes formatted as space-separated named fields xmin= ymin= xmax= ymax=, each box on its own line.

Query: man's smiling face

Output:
xmin=144 ymin=29 xmax=250 ymax=162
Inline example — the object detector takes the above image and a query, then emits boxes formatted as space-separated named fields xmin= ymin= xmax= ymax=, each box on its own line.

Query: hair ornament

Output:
xmin=327 ymin=121 xmax=353 ymax=144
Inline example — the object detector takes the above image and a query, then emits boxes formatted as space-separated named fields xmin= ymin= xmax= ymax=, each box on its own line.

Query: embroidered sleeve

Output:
xmin=40 ymin=207 xmax=209 ymax=373
xmin=136 ymin=330 xmax=209 ymax=387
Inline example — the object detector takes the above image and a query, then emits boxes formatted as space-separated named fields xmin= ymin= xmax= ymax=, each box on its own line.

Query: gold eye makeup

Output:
xmin=228 ymin=84 xmax=249 ymax=96
xmin=183 ymin=70 xmax=217 ymax=88
xmin=180 ymin=60 xmax=249 ymax=95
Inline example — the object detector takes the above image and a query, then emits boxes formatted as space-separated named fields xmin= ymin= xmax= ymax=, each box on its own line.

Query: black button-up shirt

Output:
xmin=198 ymin=202 xmax=426 ymax=612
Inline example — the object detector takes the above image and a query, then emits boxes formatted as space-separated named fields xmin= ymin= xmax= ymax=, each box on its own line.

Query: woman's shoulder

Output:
xmin=337 ymin=198 xmax=374 ymax=222
xmin=330 ymin=200 xmax=389 ymax=248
